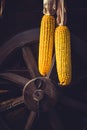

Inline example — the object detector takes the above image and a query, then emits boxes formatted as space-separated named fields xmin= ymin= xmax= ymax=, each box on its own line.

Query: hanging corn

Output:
xmin=55 ymin=0 xmax=72 ymax=86
xmin=38 ymin=0 xmax=56 ymax=76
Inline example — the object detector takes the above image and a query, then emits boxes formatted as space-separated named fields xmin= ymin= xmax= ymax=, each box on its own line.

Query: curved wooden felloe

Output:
xmin=0 ymin=28 xmax=39 ymax=65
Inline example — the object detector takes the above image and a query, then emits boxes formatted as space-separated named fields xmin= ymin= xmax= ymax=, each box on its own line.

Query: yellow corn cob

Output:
xmin=55 ymin=25 xmax=72 ymax=86
xmin=38 ymin=14 xmax=55 ymax=76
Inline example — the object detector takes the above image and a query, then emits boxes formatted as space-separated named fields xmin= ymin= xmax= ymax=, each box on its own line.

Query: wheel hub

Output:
xmin=23 ymin=77 xmax=58 ymax=112
xmin=33 ymin=89 xmax=44 ymax=102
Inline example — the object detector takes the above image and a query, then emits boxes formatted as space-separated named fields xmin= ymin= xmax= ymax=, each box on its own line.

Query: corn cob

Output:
xmin=38 ymin=14 xmax=55 ymax=76
xmin=55 ymin=25 xmax=72 ymax=86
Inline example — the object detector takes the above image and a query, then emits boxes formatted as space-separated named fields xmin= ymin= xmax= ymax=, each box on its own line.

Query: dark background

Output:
xmin=0 ymin=0 xmax=87 ymax=45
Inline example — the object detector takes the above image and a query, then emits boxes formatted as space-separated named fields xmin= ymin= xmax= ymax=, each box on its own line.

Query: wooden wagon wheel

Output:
xmin=0 ymin=28 xmax=87 ymax=130
xmin=0 ymin=28 xmax=61 ymax=130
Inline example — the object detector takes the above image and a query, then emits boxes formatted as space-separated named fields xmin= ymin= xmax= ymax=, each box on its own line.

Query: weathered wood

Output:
xmin=3 ymin=69 xmax=29 ymax=73
xmin=0 ymin=27 xmax=87 ymax=130
xmin=0 ymin=28 xmax=39 ymax=65
xmin=0 ymin=72 xmax=29 ymax=87
xmin=0 ymin=96 xmax=24 ymax=112
xmin=22 ymin=47 xmax=40 ymax=78
xmin=1 ymin=28 xmax=87 ymax=67
xmin=0 ymin=89 xmax=9 ymax=94
xmin=24 ymin=111 xmax=36 ymax=130
xmin=23 ymin=77 xmax=58 ymax=112
xmin=49 ymin=109 xmax=64 ymax=130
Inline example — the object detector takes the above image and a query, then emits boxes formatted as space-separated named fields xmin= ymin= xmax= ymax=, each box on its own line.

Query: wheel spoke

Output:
xmin=0 ymin=96 xmax=24 ymax=112
xmin=22 ymin=47 xmax=40 ymax=78
xmin=49 ymin=109 xmax=64 ymax=130
xmin=0 ymin=73 xmax=29 ymax=87
xmin=24 ymin=111 xmax=36 ymax=130
xmin=0 ymin=90 xmax=9 ymax=94
xmin=0 ymin=28 xmax=39 ymax=65
xmin=46 ymin=54 xmax=56 ymax=78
